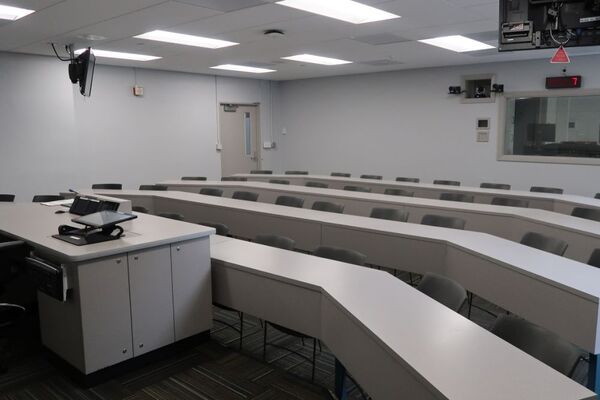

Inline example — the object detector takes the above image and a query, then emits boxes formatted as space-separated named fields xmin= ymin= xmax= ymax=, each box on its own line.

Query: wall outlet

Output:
xmin=263 ymin=141 xmax=276 ymax=149
xmin=133 ymin=85 xmax=144 ymax=97
xmin=476 ymin=131 xmax=490 ymax=143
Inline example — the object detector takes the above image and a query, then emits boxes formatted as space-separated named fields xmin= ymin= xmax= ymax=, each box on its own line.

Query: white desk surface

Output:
xmin=210 ymin=236 xmax=596 ymax=400
xmin=0 ymin=203 xmax=214 ymax=262
xmin=90 ymin=189 xmax=600 ymax=353
xmin=234 ymin=174 xmax=600 ymax=212
xmin=160 ymin=179 xmax=600 ymax=238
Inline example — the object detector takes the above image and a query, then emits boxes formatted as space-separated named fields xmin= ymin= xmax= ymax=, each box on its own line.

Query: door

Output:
xmin=220 ymin=104 xmax=260 ymax=176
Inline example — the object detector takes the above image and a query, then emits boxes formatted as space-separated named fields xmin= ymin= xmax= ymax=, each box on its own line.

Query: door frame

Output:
xmin=218 ymin=102 xmax=262 ymax=170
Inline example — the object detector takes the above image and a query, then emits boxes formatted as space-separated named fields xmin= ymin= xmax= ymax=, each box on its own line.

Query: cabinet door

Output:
xmin=78 ymin=255 xmax=133 ymax=373
xmin=128 ymin=246 xmax=174 ymax=356
xmin=171 ymin=238 xmax=212 ymax=340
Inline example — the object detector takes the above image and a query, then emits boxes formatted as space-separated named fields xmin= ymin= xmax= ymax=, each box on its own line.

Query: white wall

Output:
xmin=0 ymin=52 xmax=275 ymax=201
xmin=274 ymin=55 xmax=600 ymax=196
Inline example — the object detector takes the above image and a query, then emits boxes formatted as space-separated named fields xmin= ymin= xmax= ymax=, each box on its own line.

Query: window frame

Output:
xmin=497 ymin=88 xmax=600 ymax=166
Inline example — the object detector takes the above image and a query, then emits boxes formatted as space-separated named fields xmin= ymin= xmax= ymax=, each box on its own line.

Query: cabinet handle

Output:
xmin=116 ymin=259 xmax=122 ymax=264
xmin=134 ymin=256 xmax=139 ymax=261
xmin=176 ymin=247 xmax=181 ymax=252
xmin=122 ymin=348 xmax=127 ymax=354
xmin=139 ymin=343 xmax=144 ymax=348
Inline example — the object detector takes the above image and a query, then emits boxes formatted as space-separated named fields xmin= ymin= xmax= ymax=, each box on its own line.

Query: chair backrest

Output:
xmin=384 ymin=188 xmax=414 ymax=197
xmin=331 ymin=172 xmax=351 ymax=177
xmin=306 ymin=181 xmax=328 ymax=188
xmin=588 ymin=249 xmax=600 ymax=268
xmin=285 ymin=170 xmax=309 ymax=175
xmin=132 ymin=206 xmax=149 ymax=214
xmin=251 ymin=170 xmax=273 ymax=174
xmin=32 ymin=195 xmax=64 ymax=203
xmin=369 ymin=207 xmax=409 ymax=222
xmin=520 ymin=232 xmax=568 ymax=256
xmin=158 ymin=213 xmax=184 ymax=221
xmin=396 ymin=177 xmax=420 ymax=183
xmin=571 ymin=207 xmax=600 ymax=222
xmin=417 ymin=273 xmax=467 ymax=312
xmin=0 ymin=194 xmax=15 ymax=202
xmin=275 ymin=195 xmax=305 ymax=208
xmin=312 ymin=201 xmax=345 ymax=214
xmin=491 ymin=314 xmax=583 ymax=377
xmin=439 ymin=192 xmax=475 ymax=203
xmin=139 ymin=184 xmax=168 ymax=191
xmin=360 ymin=174 xmax=382 ymax=180
xmin=480 ymin=182 xmax=511 ymax=190
xmin=530 ymin=186 xmax=563 ymax=194
xmin=200 ymin=188 xmax=224 ymax=197
xmin=181 ymin=176 xmax=207 ymax=181
xmin=222 ymin=176 xmax=247 ymax=181
xmin=255 ymin=234 xmax=296 ymax=250
xmin=269 ymin=179 xmax=290 ymax=185
xmin=596 ymin=193 xmax=600 ymax=199
xmin=92 ymin=183 xmax=122 ymax=190
xmin=200 ymin=222 xmax=230 ymax=235
xmin=433 ymin=180 xmax=460 ymax=186
xmin=313 ymin=245 xmax=367 ymax=266
xmin=232 ymin=191 xmax=259 ymax=202
xmin=421 ymin=214 xmax=466 ymax=230
xmin=343 ymin=185 xmax=372 ymax=193
xmin=491 ymin=197 xmax=529 ymax=208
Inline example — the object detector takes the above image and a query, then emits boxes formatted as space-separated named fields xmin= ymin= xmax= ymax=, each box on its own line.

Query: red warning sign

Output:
xmin=551 ymin=46 xmax=570 ymax=64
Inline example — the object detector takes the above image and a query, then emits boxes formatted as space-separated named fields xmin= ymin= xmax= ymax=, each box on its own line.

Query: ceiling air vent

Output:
xmin=351 ymin=33 xmax=410 ymax=46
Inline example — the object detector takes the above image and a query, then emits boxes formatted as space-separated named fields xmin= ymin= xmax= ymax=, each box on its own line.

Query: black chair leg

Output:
xmin=311 ymin=338 xmax=317 ymax=382
xmin=263 ymin=323 xmax=267 ymax=361
xmin=239 ymin=312 xmax=244 ymax=350
xmin=467 ymin=292 xmax=473 ymax=319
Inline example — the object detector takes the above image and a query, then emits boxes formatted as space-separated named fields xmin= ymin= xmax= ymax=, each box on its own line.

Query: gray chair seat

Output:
xmin=520 ymin=232 xmax=568 ymax=256
xmin=343 ymin=185 xmax=371 ymax=193
xmin=200 ymin=188 xmax=224 ymax=197
xmin=269 ymin=179 xmax=290 ymax=185
xmin=312 ymin=201 xmax=344 ymax=213
xmin=421 ymin=214 xmax=466 ymax=230
xmin=530 ymin=186 xmax=563 ymax=194
xmin=369 ymin=207 xmax=409 ymax=222
xmin=360 ymin=174 xmax=382 ymax=180
xmin=331 ymin=172 xmax=351 ymax=177
xmin=384 ymin=188 xmax=414 ymax=197
xmin=480 ymin=182 xmax=511 ymax=190
xmin=139 ymin=184 xmax=168 ymax=191
xmin=571 ymin=207 xmax=600 ymax=222
xmin=417 ymin=273 xmax=467 ymax=312
xmin=92 ymin=183 xmax=122 ymax=189
xmin=306 ymin=181 xmax=328 ymax=188
xmin=232 ymin=191 xmax=259 ymax=202
xmin=433 ymin=180 xmax=460 ymax=186
xmin=275 ymin=195 xmax=304 ymax=208
xmin=491 ymin=197 xmax=529 ymax=208
xmin=181 ymin=176 xmax=207 ymax=181
xmin=396 ymin=177 xmax=419 ymax=183
xmin=439 ymin=193 xmax=474 ymax=203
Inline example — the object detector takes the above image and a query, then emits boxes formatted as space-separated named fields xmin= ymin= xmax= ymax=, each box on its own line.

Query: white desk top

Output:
xmin=160 ymin=180 xmax=600 ymax=239
xmin=234 ymin=174 xmax=600 ymax=212
xmin=211 ymin=236 xmax=596 ymax=400
xmin=91 ymin=189 xmax=600 ymax=303
xmin=0 ymin=203 xmax=214 ymax=262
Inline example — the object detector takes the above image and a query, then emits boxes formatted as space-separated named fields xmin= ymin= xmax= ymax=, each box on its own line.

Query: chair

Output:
xmin=530 ymin=186 xmax=563 ymax=194
xmin=588 ymin=249 xmax=600 ymax=268
xmin=439 ymin=193 xmax=475 ymax=203
xmin=132 ymin=206 xmax=149 ymax=213
xmin=384 ymin=188 xmax=414 ymax=197
xmin=421 ymin=214 xmax=466 ymax=230
xmin=313 ymin=245 xmax=367 ymax=266
xmin=433 ymin=180 xmax=460 ymax=186
xmin=417 ymin=273 xmax=467 ymax=313
xmin=596 ymin=193 xmax=600 ymax=199
xmin=331 ymin=172 xmax=351 ymax=177
xmin=255 ymin=234 xmax=296 ymax=251
xmin=0 ymin=195 xmax=15 ymax=202
xmin=343 ymin=185 xmax=372 ymax=193
xmin=520 ymin=232 xmax=568 ymax=256
xmin=92 ymin=183 xmax=122 ymax=190
xmin=269 ymin=179 xmax=290 ymax=185
xmin=491 ymin=197 xmax=529 ymax=208
xmin=480 ymin=182 xmax=511 ymax=190
xmin=181 ymin=176 xmax=207 ymax=181
xmin=312 ymin=201 xmax=344 ymax=214
xmin=306 ymin=181 xmax=328 ymax=188
xmin=232 ymin=191 xmax=259 ymax=202
xmin=222 ymin=177 xmax=247 ymax=181
xmin=369 ymin=207 xmax=409 ymax=222
xmin=285 ymin=170 xmax=308 ymax=175
xmin=200 ymin=222 xmax=230 ymax=236
xmin=157 ymin=213 xmax=184 ymax=221
xmin=396 ymin=177 xmax=420 ymax=183
xmin=139 ymin=184 xmax=168 ymax=191
xmin=360 ymin=174 xmax=382 ymax=180
xmin=199 ymin=188 xmax=224 ymax=197
xmin=251 ymin=170 xmax=273 ymax=174
xmin=32 ymin=195 xmax=64 ymax=203
xmin=491 ymin=315 xmax=584 ymax=378
xmin=571 ymin=207 xmax=600 ymax=222
xmin=275 ymin=196 xmax=304 ymax=208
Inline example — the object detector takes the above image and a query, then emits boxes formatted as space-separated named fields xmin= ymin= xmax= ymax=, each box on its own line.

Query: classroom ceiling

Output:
xmin=1 ymin=0 xmax=599 ymax=80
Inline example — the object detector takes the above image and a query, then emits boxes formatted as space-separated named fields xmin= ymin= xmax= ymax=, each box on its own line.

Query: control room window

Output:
xmin=501 ymin=93 xmax=600 ymax=163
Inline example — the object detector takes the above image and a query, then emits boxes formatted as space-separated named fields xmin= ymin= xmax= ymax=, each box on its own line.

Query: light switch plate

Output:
xmin=476 ymin=131 xmax=490 ymax=142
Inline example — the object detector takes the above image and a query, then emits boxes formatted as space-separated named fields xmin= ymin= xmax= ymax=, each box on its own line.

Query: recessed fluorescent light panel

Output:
xmin=75 ymin=49 xmax=161 ymax=61
xmin=418 ymin=35 xmax=495 ymax=52
xmin=211 ymin=64 xmax=275 ymax=74
xmin=135 ymin=30 xmax=238 ymax=49
xmin=276 ymin=0 xmax=399 ymax=24
xmin=0 ymin=4 xmax=34 ymax=20
xmin=283 ymin=54 xmax=352 ymax=65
